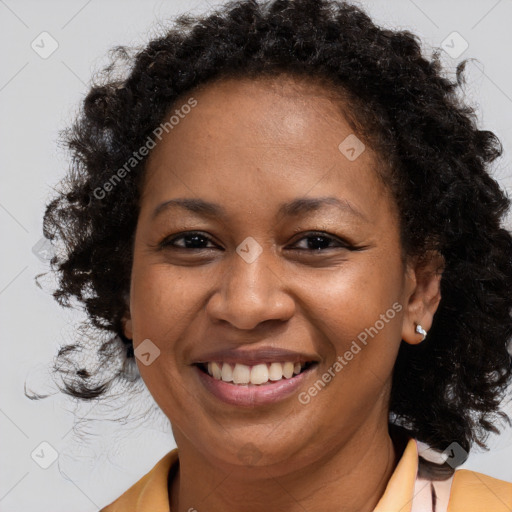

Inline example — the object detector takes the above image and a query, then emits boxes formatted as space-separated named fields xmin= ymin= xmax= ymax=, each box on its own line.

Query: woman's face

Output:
xmin=123 ymin=76 xmax=435 ymax=471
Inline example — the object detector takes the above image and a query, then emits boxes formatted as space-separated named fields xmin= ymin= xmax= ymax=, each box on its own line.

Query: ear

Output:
xmin=122 ymin=314 xmax=133 ymax=340
xmin=401 ymin=250 xmax=444 ymax=345
xmin=121 ymin=293 xmax=133 ymax=340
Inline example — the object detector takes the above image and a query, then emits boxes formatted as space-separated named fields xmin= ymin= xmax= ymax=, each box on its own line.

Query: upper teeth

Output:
xmin=206 ymin=362 xmax=305 ymax=385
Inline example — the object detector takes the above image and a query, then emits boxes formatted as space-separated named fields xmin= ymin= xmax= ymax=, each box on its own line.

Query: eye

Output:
xmin=159 ymin=231 xmax=219 ymax=250
xmin=289 ymin=232 xmax=353 ymax=252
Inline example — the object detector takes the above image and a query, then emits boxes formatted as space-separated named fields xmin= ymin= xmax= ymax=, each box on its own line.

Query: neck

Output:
xmin=169 ymin=422 xmax=402 ymax=512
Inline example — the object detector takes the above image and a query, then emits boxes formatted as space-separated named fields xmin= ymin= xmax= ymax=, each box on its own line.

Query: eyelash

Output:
xmin=158 ymin=230 xmax=356 ymax=252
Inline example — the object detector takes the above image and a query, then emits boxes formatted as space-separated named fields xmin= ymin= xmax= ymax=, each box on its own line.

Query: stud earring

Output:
xmin=415 ymin=324 xmax=427 ymax=341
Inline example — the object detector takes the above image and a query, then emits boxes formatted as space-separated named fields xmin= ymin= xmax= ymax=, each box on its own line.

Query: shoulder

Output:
xmin=448 ymin=468 xmax=512 ymax=511
xmin=100 ymin=449 xmax=179 ymax=512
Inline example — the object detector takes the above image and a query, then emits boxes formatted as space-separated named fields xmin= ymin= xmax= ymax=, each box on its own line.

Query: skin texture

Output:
xmin=122 ymin=76 xmax=443 ymax=512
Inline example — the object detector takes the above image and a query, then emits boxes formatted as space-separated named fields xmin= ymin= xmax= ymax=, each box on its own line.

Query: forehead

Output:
xmin=171 ymin=74 xmax=360 ymax=148
xmin=139 ymin=74 xmax=394 ymax=225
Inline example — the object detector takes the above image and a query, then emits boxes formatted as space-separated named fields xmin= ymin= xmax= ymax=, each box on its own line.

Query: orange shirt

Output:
xmin=100 ymin=438 xmax=512 ymax=511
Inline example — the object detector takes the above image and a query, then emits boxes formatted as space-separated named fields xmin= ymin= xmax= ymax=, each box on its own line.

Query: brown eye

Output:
xmin=290 ymin=232 xmax=354 ymax=252
xmin=160 ymin=231 xmax=218 ymax=250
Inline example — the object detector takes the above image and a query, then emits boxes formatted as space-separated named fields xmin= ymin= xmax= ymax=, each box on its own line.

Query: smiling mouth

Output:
xmin=195 ymin=361 xmax=318 ymax=386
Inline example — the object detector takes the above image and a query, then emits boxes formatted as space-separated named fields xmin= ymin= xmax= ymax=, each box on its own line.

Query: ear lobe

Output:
xmin=401 ymin=251 xmax=444 ymax=345
xmin=122 ymin=315 xmax=133 ymax=340
xmin=121 ymin=293 xmax=133 ymax=340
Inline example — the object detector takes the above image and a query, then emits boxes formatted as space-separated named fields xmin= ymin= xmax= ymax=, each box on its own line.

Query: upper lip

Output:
xmin=192 ymin=346 xmax=320 ymax=366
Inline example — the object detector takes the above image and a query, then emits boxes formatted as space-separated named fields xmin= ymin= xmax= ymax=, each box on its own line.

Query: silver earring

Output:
xmin=415 ymin=324 xmax=427 ymax=341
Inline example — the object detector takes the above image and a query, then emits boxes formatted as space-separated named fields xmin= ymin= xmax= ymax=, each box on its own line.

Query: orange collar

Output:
xmin=373 ymin=437 xmax=419 ymax=512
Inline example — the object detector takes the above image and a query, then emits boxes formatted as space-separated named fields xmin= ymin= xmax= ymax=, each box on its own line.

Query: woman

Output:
xmin=39 ymin=0 xmax=512 ymax=510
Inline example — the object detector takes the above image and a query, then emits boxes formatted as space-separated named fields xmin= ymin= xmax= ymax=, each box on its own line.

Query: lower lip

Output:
xmin=195 ymin=365 xmax=316 ymax=407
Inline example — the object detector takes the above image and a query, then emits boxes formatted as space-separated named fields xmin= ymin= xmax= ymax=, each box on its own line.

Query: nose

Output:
xmin=205 ymin=246 xmax=295 ymax=331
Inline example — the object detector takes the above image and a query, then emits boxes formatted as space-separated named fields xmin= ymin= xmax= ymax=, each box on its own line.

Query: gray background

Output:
xmin=1 ymin=0 xmax=511 ymax=511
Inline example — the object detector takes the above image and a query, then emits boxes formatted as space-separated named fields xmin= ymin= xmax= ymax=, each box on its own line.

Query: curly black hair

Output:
xmin=34 ymin=0 xmax=512 ymax=474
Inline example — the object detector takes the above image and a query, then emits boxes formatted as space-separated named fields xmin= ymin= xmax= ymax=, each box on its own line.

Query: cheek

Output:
xmin=128 ymin=264 xmax=202 ymax=390
xmin=130 ymin=262 xmax=203 ymax=341
xmin=307 ymin=251 xmax=405 ymax=383
xmin=129 ymin=263 xmax=206 ymax=417
xmin=311 ymin=252 xmax=403 ymax=333
xmin=296 ymin=261 xmax=404 ymax=432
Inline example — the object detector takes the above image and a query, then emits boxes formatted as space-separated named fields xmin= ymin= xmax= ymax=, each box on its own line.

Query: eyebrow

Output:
xmin=151 ymin=196 xmax=367 ymax=222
